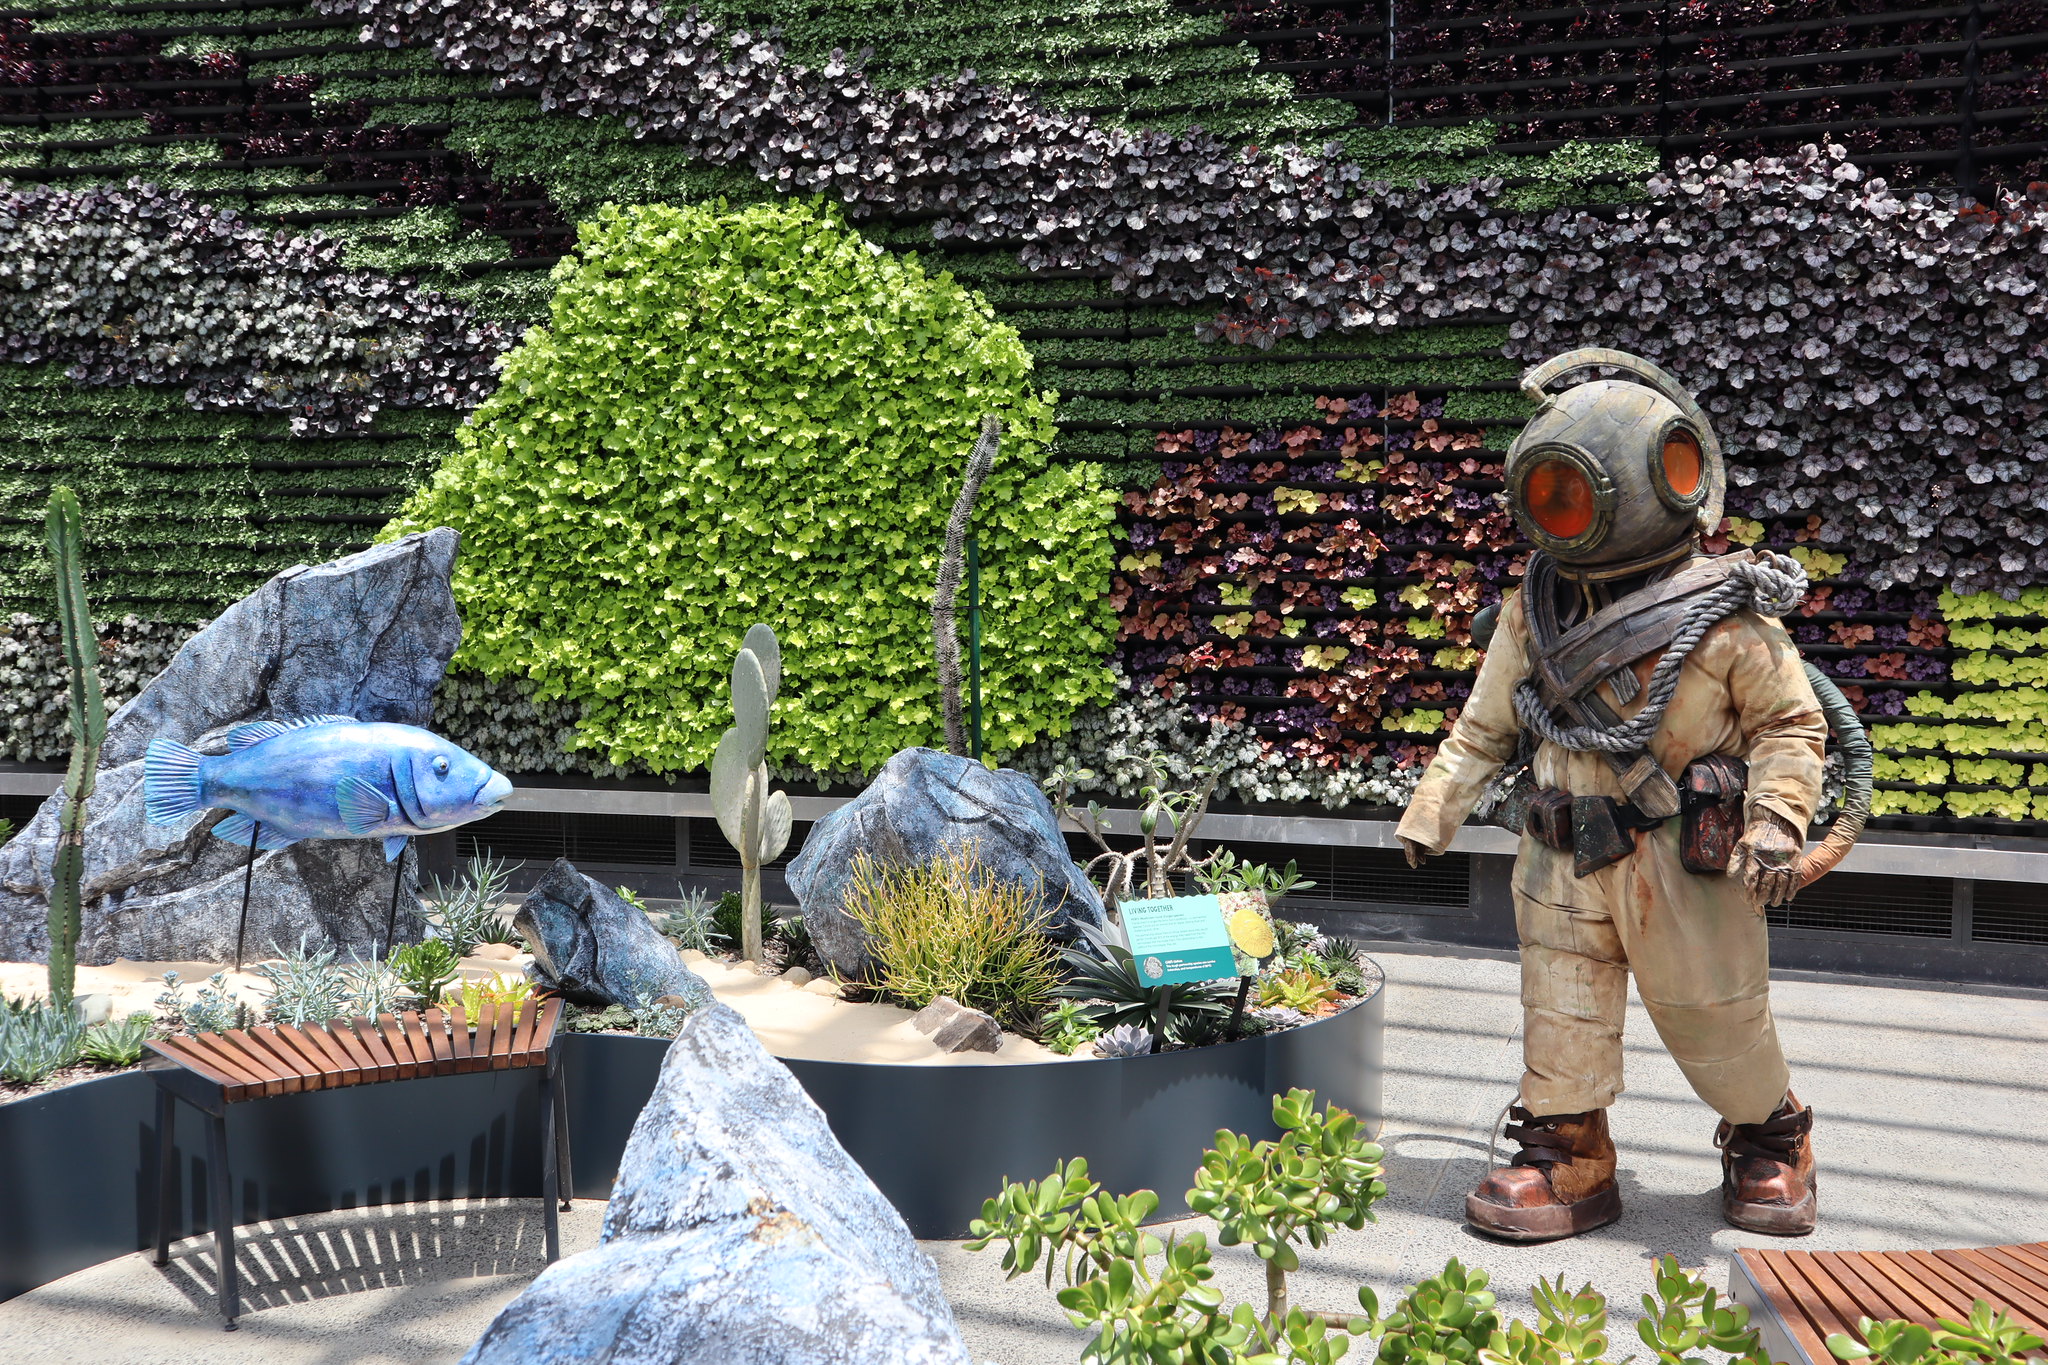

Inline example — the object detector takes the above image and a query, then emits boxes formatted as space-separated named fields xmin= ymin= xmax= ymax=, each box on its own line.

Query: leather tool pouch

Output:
xmin=1527 ymin=789 xmax=1574 ymax=851
xmin=1571 ymin=795 xmax=1670 ymax=878
xmin=1678 ymin=754 xmax=1749 ymax=874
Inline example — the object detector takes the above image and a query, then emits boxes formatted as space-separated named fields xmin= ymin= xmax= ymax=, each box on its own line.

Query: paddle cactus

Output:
xmin=45 ymin=487 xmax=104 ymax=1011
xmin=710 ymin=624 xmax=792 ymax=962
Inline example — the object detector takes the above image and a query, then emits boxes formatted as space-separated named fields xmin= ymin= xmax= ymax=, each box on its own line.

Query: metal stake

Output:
xmin=230 ymin=821 xmax=260 ymax=972
xmin=1226 ymin=974 xmax=1253 ymax=1041
xmin=383 ymin=839 xmax=409 ymax=955
xmin=1150 ymin=985 xmax=1170 ymax=1054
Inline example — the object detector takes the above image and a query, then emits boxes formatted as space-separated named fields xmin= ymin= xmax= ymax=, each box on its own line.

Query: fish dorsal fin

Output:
xmin=211 ymin=811 xmax=300 ymax=851
xmin=224 ymin=714 xmax=357 ymax=751
xmin=336 ymin=773 xmax=399 ymax=837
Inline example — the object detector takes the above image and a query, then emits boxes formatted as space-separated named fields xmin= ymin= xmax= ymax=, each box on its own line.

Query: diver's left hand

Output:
xmin=1728 ymin=810 xmax=1803 ymax=911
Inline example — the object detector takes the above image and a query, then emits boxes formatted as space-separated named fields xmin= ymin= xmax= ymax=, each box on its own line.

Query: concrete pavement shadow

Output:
xmin=153 ymin=1199 xmax=553 ymax=1315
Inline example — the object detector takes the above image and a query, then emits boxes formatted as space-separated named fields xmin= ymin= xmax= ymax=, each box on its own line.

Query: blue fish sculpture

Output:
xmin=144 ymin=716 xmax=514 ymax=861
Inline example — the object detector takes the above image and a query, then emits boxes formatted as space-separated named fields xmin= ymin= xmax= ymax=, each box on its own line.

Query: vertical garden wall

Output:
xmin=1 ymin=0 xmax=2046 ymax=828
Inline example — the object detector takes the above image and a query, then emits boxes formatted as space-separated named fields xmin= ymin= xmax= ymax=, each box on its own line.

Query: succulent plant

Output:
xmin=710 ymin=624 xmax=793 ymax=962
xmin=1093 ymin=1023 xmax=1155 ymax=1059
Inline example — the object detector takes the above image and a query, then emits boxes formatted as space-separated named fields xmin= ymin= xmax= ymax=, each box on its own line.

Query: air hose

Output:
xmin=1795 ymin=660 xmax=1873 ymax=888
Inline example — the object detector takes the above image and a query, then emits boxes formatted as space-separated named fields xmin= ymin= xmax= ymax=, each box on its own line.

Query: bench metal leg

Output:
xmin=551 ymin=1050 xmax=573 ymax=1214
xmin=538 ymin=1061 xmax=561 ymax=1264
xmin=205 ymin=1108 xmax=239 ymax=1330
xmin=153 ymin=1087 xmax=176 ymax=1266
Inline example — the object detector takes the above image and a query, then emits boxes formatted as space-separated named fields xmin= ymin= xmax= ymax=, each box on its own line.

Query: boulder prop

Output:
xmin=461 ymin=1003 xmax=972 ymax=1365
xmin=787 ymin=745 xmax=1105 ymax=977
xmin=514 ymin=858 xmax=710 ymax=1009
xmin=0 ymin=531 xmax=462 ymax=965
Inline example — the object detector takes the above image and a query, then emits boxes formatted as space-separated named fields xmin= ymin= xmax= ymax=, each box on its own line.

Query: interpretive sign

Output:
xmin=1119 ymin=894 xmax=1236 ymax=985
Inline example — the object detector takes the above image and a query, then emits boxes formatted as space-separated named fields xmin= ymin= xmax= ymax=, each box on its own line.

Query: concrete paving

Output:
xmin=4 ymin=946 xmax=2045 ymax=1364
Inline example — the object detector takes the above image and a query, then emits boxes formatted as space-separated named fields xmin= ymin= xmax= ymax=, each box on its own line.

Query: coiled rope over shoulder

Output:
xmin=1511 ymin=551 xmax=1810 ymax=754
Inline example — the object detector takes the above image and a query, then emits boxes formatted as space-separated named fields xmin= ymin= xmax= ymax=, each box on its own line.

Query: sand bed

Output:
xmin=0 ymin=949 xmax=1062 ymax=1070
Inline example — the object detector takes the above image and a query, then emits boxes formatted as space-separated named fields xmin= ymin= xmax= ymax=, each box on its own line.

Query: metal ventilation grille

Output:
xmin=0 ymin=794 xmax=45 ymax=829
xmin=1768 ymin=873 xmax=1951 ymax=939
xmin=685 ymin=818 xmax=808 ymax=871
xmin=1971 ymin=881 xmax=2048 ymax=946
xmin=458 ymin=811 xmax=677 ymax=867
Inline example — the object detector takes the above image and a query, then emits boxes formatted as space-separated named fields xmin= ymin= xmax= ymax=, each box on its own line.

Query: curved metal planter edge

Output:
xmin=0 ymin=977 xmax=1383 ymax=1299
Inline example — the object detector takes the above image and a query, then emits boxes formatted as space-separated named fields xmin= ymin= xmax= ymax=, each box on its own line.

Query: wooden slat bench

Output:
xmin=144 ymin=997 xmax=569 ymax=1329
xmin=1733 ymin=1245 xmax=2048 ymax=1365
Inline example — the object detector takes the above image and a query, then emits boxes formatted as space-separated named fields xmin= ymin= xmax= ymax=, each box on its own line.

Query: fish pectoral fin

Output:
xmin=211 ymin=811 xmax=300 ymax=851
xmin=336 ymin=774 xmax=400 ymax=837
xmin=144 ymin=737 xmax=207 ymax=823
xmin=383 ymin=834 xmax=411 ymax=862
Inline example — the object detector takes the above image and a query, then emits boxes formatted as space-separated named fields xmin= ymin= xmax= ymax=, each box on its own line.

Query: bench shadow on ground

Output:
xmin=153 ymin=1199 xmax=553 ymax=1315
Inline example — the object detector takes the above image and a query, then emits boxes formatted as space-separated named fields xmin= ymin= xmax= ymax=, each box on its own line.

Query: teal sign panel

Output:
xmin=1120 ymin=894 xmax=1236 ymax=985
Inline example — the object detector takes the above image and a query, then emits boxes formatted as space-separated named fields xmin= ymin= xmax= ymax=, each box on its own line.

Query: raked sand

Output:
xmin=0 ymin=946 xmax=1064 ymax=1067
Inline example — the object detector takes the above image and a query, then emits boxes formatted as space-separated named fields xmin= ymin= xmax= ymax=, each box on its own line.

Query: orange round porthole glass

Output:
xmin=1661 ymin=429 xmax=1703 ymax=499
xmin=1524 ymin=459 xmax=1596 ymax=540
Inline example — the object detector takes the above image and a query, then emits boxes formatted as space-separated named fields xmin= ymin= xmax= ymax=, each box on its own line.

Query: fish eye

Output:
xmin=432 ymin=755 xmax=450 ymax=777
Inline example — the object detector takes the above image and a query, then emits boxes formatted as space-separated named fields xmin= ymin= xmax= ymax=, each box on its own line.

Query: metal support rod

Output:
xmin=553 ymin=1051 xmax=574 ymax=1213
xmin=383 ymin=840 xmax=409 ymax=956
xmin=967 ymin=532 xmax=984 ymax=761
xmin=230 ymin=822 xmax=260 ymax=973
xmin=540 ymin=1059 xmax=561 ymax=1264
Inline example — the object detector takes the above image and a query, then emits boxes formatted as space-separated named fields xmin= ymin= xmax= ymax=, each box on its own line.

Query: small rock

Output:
xmin=73 ymin=993 xmax=114 ymax=1027
xmin=781 ymin=966 xmax=812 ymax=986
xmin=471 ymin=942 xmax=519 ymax=962
xmin=514 ymin=859 xmax=712 ymax=1010
xmin=804 ymin=978 xmax=842 ymax=998
xmin=653 ymin=994 xmax=694 ymax=1009
xmin=910 ymin=996 xmax=1001 ymax=1054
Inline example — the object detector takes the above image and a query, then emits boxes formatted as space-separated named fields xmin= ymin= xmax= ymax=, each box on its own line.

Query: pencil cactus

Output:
xmin=45 ymin=487 xmax=104 ymax=1010
xmin=710 ymin=624 xmax=792 ymax=962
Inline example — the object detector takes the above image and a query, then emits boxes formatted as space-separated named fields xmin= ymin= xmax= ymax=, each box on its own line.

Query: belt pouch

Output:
xmin=1679 ymin=754 xmax=1749 ymax=874
xmin=1571 ymin=796 xmax=1637 ymax=878
xmin=1527 ymin=789 xmax=1574 ymax=851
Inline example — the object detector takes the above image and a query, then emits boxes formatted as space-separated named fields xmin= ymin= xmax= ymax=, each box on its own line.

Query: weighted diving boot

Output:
xmin=1716 ymin=1093 xmax=1817 ymax=1236
xmin=1466 ymin=1106 xmax=1622 ymax=1242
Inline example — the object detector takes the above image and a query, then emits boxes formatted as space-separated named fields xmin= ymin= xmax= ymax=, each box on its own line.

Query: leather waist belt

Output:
xmin=1523 ymin=754 xmax=1749 ymax=880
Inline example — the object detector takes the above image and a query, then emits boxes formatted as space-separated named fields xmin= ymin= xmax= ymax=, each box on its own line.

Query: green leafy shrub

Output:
xmin=844 ymin=844 xmax=1062 ymax=1028
xmin=1039 ymin=998 xmax=1103 ymax=1055
xmin=384 ymin=197 xmax=1117 ymax=777
xmin=1830 ymin=1301 xmax=2044 ymax=1365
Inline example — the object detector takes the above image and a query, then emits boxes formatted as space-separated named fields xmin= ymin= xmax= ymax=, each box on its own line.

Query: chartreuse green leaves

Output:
xmin=385 ymin=197 xmax=1115 ymax=775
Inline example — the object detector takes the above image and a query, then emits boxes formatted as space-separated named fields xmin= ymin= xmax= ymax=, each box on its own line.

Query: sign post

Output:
xmin=1118 ymin=894 xmax=1237 ymax=1053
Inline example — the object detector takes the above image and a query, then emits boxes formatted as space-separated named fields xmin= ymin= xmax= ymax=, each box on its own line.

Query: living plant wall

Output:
xmin=0 ymin=0 xmax=2045 ymax=828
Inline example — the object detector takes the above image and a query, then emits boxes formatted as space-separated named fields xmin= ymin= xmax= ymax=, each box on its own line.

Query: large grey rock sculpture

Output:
xmin=462 ymin=1002 xmax=972 ymax=1365
xmin=787 ymin=745 xmax=1105 ymax=976
xmin=513 ymin=859 xmax=710 ymax=1009
xmin=0 ymin=531 xmax=460 ymax=965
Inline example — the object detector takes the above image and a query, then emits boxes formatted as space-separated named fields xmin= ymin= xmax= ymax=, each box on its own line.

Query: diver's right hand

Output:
xmin=1399 ymin=836 xmax=1431 ymax=869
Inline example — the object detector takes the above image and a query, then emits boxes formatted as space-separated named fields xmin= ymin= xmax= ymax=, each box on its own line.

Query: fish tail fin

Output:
xmin=144 ymin=737 xmax=207 ymax=824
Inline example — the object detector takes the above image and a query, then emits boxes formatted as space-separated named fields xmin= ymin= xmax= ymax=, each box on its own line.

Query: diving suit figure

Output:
xmin=1397 ymin=349 xmax=1824 ymax=1241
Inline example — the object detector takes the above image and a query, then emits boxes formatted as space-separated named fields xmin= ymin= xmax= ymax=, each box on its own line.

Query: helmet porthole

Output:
xmin=1654 ymin=425 xmax=1706 ymax=508
xmin=1515 ymin=449 xmax=1614 ymax=554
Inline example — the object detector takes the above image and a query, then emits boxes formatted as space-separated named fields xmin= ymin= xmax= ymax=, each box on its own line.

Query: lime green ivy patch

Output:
xmin=386 ymin=197 xmax=1117 ymax=776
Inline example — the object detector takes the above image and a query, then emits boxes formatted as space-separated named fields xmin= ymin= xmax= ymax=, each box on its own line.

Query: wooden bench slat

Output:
xmin=348 ymin=1015 xmax=402 ymax=1082
xmin=1739 ymin=1250 xmax=1842 ymax=1365
xmin=1848 ymin=1250 xmax=1971 ymax=1326
xmin=532 ymin=996 xmax=562 ymax=1059
xmin=395 ymin=1011 xmax=437 ymax=1073
xmin=1936 ymin=1249 xmax=2048 ymax=1327
xmin=2000 ymin=1244 xmax=2048 ymax=1283
xmin=1967 ymin=1247 xmax=2048 ymax=1332
xmin=448 ymin=1003 xmax=475 ymax=1070
xmin=491 ymin=1001 xmax=519 ymax=1069
xmin=1811 ymin=1252 xmax=1917 ymax=1328
xmin=264 ymin=1025 xmax=345 ymax=1089
xmin=183 ymin=1029 xmax=286 ymax=1098
xmin=301 ymin=1023 xmax=365 ymax=1086
xmin=1897 ymin=1251 xmax=2017 ymax=1324
xmin=323 ymin=1017 xmax=381 ymax=1080
xmin=224 ymin=1028 xmax=306 ymax=1095
xmin=511 ymin=998 xmax=540 ymax=1063
xmin=146 ymin=1036 xmax=257 ymax=1100
xmin=380 ymin=1013 xmax=425 ymax=1079
xmin=1760 ymin=1249 xmax=1864 ymax=1348
xmin=472 ymin=1001 xmax=500 ymax=1065
xmin=422 ymin=1007 xmax=454 ymax=1070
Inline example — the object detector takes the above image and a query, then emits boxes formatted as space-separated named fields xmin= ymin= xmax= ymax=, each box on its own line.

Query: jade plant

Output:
xmin=968 ymin=1087 xmax=1799 ymax=1364
xmin=711 ymin=624 xmax=793 ymax=962
xmin=45 ymin=486 xmax=104 ymax=1012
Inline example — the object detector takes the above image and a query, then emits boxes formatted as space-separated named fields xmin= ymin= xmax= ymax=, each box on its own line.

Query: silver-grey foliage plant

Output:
xmin=709 ymin=623 xmax=792 ymax=962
